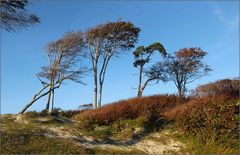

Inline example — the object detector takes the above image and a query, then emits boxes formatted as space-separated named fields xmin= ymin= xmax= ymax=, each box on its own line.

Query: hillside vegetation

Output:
xmin=1 ymin=79 xmax=239 ymax=154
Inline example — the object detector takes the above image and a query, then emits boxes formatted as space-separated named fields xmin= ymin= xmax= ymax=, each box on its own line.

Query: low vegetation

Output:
xmin=74 ymin=79 xmax=240 ymax=154
xmin=74 ymin=94 xmax=186 ymax=125
xmin=0 ymin=116 xmax=91 ymax=154
xmin=165 ymin=95 xmax=239 ymax=154
xmin=1 ymin=79 xmax=239 ymax=154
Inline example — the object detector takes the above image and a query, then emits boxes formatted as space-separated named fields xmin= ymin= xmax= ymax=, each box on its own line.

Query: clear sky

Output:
xmin=1 ymin=0 xmax=239 ymax=114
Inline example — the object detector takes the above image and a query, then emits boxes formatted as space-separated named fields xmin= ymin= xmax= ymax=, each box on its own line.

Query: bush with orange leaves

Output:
xmin=164 ymin=93 xmax=239 ymax=146
xmin=165 ymin=79 xmax=239 ymax=122
xmin=74 ymin=94 xmax=186 ymax=125
xmin=164 ymin=79 xmax=239 ymax=146
xmin=193 ymin=78 xmax=239 ymax=97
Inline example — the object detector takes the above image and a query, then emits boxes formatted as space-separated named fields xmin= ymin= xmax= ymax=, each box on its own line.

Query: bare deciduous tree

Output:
xmin=133 ymin=42 xmax=166 ymax=97
xmin=84 ymin=21 xmax=140 ymax=108
xmin=19 ymin=31 xmax=87 ymax=114
xmin=165 ymin=47 xmax=212 ymax=97
xmin=0 ymin=0 xmax=40 ymax=32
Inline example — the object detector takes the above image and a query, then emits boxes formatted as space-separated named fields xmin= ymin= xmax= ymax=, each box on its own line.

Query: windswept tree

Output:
xmin=165 ymin=47 xmax=212 ymax=97
xmin=133 ymin=42 xmax=166 ymax=97
xmin=0 ymin=0 xmax=40 ymax=32
xmin=84 ymin=21 xmax=140 ymax=109
xmin=20 ymin=31 xmax=87 ymax=114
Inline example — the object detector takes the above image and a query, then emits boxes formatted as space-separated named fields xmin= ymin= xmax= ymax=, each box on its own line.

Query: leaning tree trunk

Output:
xmin=19 ymin=85 xmax=50 ymax=114
xmin=137 ymin=65 xmax=143 ymax=97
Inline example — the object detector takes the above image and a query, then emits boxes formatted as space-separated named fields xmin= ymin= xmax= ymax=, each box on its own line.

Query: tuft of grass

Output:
xmin=76 ymin=116 xmax=149 ymax=142
xmin=0 ymin=115 xmax=15 ymax=124
xmin=59 ymin=109 xmax=87 ymax=119
xmin=92 ymin=147 xmax=144 ymax=154
xmin=82 ymin=128 xmax=112 ymax=141
xmin=113 ymin=127 xmax=134 ymax=141
xmin=171 ymin=126 xmax=240 ymax=154
xmin=24 ymin=110 xmax=48 ymax=118
xmin=1 ymin=130 xmax=91 ymax=154
xmin=109 ymin=116 xmax=148 ymax=141
xmin=0 ymin=115 xmax=91 ymax=154
xmin=29 ymin=117 xmax=66 ymax=125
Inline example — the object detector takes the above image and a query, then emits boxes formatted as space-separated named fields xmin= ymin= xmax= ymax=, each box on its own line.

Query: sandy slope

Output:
xmin=5 ymin=114 xmax=185 ymax=154
xmin=43 ymin=125 xmax=185 ymax=154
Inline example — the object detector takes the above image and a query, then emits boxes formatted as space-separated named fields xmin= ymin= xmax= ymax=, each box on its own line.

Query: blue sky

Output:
xmin=1 ymin=0 xmax=239 ymax=114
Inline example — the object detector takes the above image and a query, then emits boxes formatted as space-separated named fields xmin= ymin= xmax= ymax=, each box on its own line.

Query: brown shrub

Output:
xmin=164 ymin=94 xmax=238 ymax=121
xmin=74 ymin=94 xmax=186 ymax=125
xmin=193 ymin=79 xmax=239 ymax=97
xmin=165 ymin=78 xmax=239 ymax=124
xmin=164 ymin=94 xmax=239 ymax=145
xmin=164 ymin=97 xmax=202 ymax=121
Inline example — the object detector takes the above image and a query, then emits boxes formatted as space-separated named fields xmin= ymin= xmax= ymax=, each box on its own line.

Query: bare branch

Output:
xmin=0 ymin=0 xmax=40 ymax=32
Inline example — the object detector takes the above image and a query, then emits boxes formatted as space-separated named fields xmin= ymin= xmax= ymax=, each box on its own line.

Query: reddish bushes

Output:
xmin=163 ymin=79 xmax=240 ymax=144
xmin=164 ymin=94 xmax=238 ymax=120
xmin=75 ymin=79 xmax=239 ymax=129
xmin=193 ymin=79 xmax=239 ymax=97
xmin=74 ymin=94 xmax=186 ymax=125
xmin=164 ymin=94 xmax=239 ymax=145
xmin=73 ymin=78 xmax=239 ymax=150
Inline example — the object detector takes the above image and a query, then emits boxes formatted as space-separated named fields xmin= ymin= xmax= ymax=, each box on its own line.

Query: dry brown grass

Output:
xmin=74 ymin=94 xmax=186 ymax=125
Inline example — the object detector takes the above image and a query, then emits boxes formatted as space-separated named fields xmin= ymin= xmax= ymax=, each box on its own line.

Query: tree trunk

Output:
xmin=46 ymin=87 xmax=52 ymax=113
xmin=178 ymin=89 xmax=182 ymax=98
xmin=98 ymin=82 xmax=103 ymax=108
xmin=98 ymin=55 xmax=111 ymax=108
xmin=19 ymin=86 xmax=50 ymax=114
xmin=51 ymin=89 xmax=54 ymax=112
xmin=178 ymin=86 xmax=183 ymax=98
xmin=93 ymin=65 xmax=98 ymax=109
xmin=137 ymin=65 xmax=143 ymax=97
xmin=19 ymin=82 xmax=61 ymax=114
xmin=138 ymin=89 xmax=143 ymax=97
xmin=140 ymin=78 xmax=152 ymax=97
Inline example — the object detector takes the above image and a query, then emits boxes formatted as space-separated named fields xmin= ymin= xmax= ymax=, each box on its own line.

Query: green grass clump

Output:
xmin=173 ymin=130 xmax=240 ymax=154
xmin=24 ymin=110 xmax=48 ymax=118
xmin=83 ymin=128 xmax=112 ymax=141
xmin=29 ymin=117 xmax=66 ymax=126
xmin=1 ymin=130 xmax=91 ymax=154
xmin=0 ymin=115 xmax=91 ymax=154
xmin=76 ymin=116 xmax=149 ymax=142
xmin=0 ymin=115 xmax=15 ymax=124
xmin=0 ymin=119 xmax=91 ymax=154
xmin=109 ymin=116 xmax=148 ymax=141
xmin=92 ymin=147 xmax=144 ymax=154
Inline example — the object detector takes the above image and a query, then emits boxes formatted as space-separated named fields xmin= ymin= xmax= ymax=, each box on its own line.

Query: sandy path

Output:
xmin=44 ymin=126 xmax=185 ymax=154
